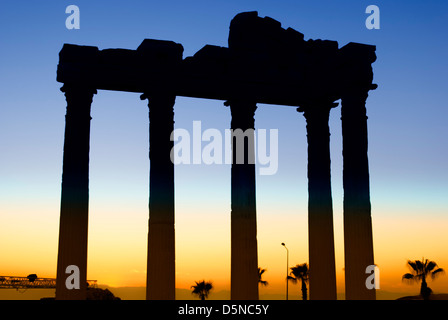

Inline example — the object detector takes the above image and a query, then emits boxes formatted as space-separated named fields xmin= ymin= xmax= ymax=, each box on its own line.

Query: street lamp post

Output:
xmin=281 ymin=242 xmax=289 ymax=300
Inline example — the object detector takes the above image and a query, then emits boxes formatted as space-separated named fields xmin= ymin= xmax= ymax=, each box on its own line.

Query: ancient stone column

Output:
xmin=298 ymin=102 xmax=337 ymax=300
xmin=226 ymin=100 xmax=259 ymax=300
xmin=142 ymin=93 xmax=176 ymax=300
xmin=341 ymin=89 xmax=376 ymax=300
xmin=56 ymin=85 xmax=96 ymax=300
xmin=339 ymin=42 xmax=377 ymax=300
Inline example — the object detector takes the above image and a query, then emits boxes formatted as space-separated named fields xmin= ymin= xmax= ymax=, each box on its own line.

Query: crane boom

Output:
xmin=0 ymin=275 xmax=97 ymax=289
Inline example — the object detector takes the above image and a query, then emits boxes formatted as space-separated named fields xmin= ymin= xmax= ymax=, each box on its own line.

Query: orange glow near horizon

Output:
xmin=2 ymin=202 xmax=448 ymax=299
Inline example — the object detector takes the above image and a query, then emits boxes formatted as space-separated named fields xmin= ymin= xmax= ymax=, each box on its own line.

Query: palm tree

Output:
xmin=288 ymin=263 xmax=309 ymax=300
xmin=258 ymin=268 xmax=268 ymax=287
xmin=191 ymin=280 xmax=213 ymax=300
xmin=402 ymin=258 xmax=444 ymax=300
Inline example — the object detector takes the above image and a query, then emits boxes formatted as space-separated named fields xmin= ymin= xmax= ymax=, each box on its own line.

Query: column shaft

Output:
xmin=228 ymin=100 xmax=259 ymax=300
xmin=56 ymin=85 xmax=95 ymax=300
xmin=144 ymin=94 xmax=176 ymax=300
xmin=341 ymin=91 xmax=375 ymax=300
xmin=299 ymin=104 xmax=337 ymax=300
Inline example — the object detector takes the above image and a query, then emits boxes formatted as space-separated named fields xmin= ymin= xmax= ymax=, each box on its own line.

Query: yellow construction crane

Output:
xmin=0 ymin=274 xmax=97 ymax=290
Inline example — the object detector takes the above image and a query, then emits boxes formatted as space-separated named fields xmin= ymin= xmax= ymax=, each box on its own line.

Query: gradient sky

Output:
xmin=1 ymin=0 xmax=448 ymax=299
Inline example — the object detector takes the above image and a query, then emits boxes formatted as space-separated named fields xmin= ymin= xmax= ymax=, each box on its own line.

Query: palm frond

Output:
xmin=415 ymin=260 xmax=424 ymax=273
xmin=426 ymin=261 xmax=437 ymax=273
xmin=259 ymin=280 xmax=269 ymax=286
xmin=407 ymin=260 xmax=418 ymax=272
xmin=402 ymin=273 xmax=415 ymax=283
xmin=257 ymin=268 xmax=269 ymax=287
xmin=431 ymin=268 xmax=445 ymax=280
xmin=287 ymin=275 xmax=297 ymax=284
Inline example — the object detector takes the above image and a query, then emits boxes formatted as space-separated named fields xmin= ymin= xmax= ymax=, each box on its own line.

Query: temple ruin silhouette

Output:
xmin=55 ymin=11 xmax=377 ymax=300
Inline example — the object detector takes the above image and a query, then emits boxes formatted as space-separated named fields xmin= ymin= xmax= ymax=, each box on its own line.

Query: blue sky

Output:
xmin=1 ymin=0 xmax=448 ymax=294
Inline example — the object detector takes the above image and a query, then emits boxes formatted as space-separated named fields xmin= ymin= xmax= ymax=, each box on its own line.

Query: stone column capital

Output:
xmin=60 ymin=84 xmax=97 ymax=94
xmin=297 ymin=101 xmax=338 ymax=116
xmin=141 ymin=92 xmax=176 ymax=105
xmin=225 ymin=100 xmax=257 ymax=130
xmin=297 ymin=101 xmax=338 ymax=136
xmin=341 ymin=83 xmax=377 ymax=100
xmin=60 ymin=85 xmax=96 ymax=122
